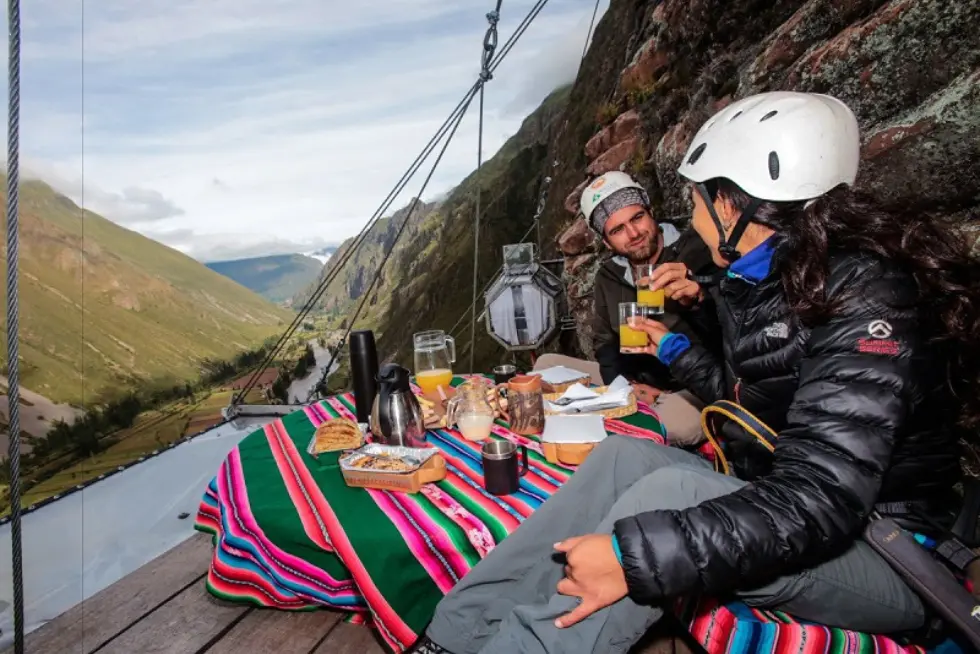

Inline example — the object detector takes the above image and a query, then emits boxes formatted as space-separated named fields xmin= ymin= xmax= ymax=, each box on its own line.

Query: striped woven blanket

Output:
xmin=195 ymin=377 xmax=962 ymax=653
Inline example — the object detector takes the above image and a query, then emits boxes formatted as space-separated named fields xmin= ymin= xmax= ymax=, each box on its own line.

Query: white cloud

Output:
xmin=4 ymin=0 xmax=608 ymax=262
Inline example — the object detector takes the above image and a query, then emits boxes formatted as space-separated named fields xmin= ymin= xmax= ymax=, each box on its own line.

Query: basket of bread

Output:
xmin=339 ymin=443 xmax=447 ymax=493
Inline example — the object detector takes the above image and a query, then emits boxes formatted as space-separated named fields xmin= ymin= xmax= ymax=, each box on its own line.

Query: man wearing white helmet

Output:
xmin=412 ymin=92 xmax=980 ymax=654
xmin=581 ymin=170 xmax=716 ymax=446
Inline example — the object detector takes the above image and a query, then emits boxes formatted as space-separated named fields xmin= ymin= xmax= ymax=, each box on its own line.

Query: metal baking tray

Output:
xmin=306 ymin=422 xmax=369 ymax=458
xmin=338 ymin=443 xmax=439 ymax=475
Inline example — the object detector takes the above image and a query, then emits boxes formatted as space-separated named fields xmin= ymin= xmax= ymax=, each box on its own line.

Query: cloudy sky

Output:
xmin=6 ymin=0 xmax=609 ymax=261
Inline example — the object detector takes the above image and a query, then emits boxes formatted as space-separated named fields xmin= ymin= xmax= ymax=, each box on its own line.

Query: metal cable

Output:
xmin=5 ymin=0 xmax=24 ymax=650
xmin=470 ymin=1 xmax=501 ymax=375
xmin=309 ymin=88 xmax=480 ymax=400
xmin=232 ymin=82 xmax=481 ymax=404
xmin=448 ymin=0 xmax=594 ymax=344
xmin=581 ymin=0 xmax=602 ymax=62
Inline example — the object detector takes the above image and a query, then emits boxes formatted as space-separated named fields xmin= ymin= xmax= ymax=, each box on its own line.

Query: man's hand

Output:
xmin=631 ymin=383 xmax=662 ymax=405
xmin=553 ymin=534 xmax=629 ymax=628
xmin=647 ymin=263 xmax=703 ymax=307
xmin=621 ymin=317 xmax=670 ymax=356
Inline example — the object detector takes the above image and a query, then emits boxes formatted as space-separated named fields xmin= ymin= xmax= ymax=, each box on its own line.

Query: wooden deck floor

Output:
xmin=5 ymin=533 xmax=693 ymax=654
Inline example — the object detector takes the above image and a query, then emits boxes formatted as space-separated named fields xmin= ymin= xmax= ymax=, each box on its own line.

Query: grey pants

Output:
xmin=426 ymin=436 xmax=924 ymax=654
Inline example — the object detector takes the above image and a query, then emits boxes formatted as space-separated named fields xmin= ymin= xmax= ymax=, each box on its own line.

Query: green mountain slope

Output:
xmin=305 ymin=85 xmax=572 ymax=371
xmin=294 ymin=198 xmax=440 ymax=317
xmin=206 ymin=254 xmax=323 ymax=305
xmin=0 ymin=179 xmax=293 ymax=405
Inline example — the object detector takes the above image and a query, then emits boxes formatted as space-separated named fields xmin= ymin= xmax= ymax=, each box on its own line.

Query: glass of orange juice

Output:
xmin=414 ymin=330 xmax=456 ymax=396
xmin=618 ymin=302 xmax=649 ymax=350
xmin=635 ymin=264 xmax=665 ymax=315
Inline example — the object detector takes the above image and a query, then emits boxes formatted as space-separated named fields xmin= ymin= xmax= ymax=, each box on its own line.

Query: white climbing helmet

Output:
xmin=677 ymin=91 xmax=861 ymax=202
xmin=579 ymin=171 xmax=650 ymax=231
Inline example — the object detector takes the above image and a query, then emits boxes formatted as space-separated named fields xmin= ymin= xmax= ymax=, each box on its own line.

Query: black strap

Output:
xmin=875 ymin=501 xmax=980 ymax=573
xmin=936 ymin=539 xmax=980 ymax=573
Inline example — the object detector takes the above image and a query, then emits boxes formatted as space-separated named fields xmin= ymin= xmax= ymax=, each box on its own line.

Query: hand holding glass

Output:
xmin=619 ymin=302 xmax=649 ymax=350
xmin=635 ymin=264 xmax=665 ymax=315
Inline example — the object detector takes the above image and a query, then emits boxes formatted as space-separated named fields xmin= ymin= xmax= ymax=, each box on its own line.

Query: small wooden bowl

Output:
xmin=542 ymin=441 xmax=596 ymax=465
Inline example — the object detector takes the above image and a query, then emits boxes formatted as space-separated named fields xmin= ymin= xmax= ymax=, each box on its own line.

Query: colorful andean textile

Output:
xmin=195 ymin=375 xmax=961 ymax=654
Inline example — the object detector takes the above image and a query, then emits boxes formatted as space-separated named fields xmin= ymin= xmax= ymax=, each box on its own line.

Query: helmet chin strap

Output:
xmin=695 ymin=183 xmax=762 ymax=263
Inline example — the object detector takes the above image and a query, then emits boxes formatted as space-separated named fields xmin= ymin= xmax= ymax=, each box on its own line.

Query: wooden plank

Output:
xmin=4 ymin=532 xmax=214 ymax=654
xmin=311 ymin=622 xmax=386 ymax=654
xmin=204 ymin=609 xmax=343 ymax=654
xmin=97 ymin=582 xmax=248 ymax=654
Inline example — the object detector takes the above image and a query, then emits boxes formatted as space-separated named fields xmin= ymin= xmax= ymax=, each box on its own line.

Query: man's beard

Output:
xmin=613 ymin=232 xmax=661 ymax=264
xmin=621 ymin=242 xmax=657 ymax=263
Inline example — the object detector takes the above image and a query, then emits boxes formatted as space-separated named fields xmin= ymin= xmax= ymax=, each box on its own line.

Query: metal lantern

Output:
xmin=483 ymin=243 xmax=565 ymax=351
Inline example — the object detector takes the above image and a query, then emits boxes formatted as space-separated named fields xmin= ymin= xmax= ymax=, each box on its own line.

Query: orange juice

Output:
xmin=417 ymin=368 xmax=453 ymax=395
xmin=619 ymin=324 xmax=648 ymax=347
xmin=637 ymin=287 xmax=664 ymax=309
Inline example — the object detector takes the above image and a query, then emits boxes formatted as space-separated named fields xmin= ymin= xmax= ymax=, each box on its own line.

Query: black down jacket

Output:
xmin=612 ymin=244 xmax=964 ymax=604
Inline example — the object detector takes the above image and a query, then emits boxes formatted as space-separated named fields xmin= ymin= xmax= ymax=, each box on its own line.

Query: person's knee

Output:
xmin=590 ymin=434 xmax=650 ymax=461
xmin=615 ymin=464 xmax=742 ymax=516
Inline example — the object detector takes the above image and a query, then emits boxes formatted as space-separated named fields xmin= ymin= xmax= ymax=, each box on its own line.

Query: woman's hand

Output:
xmin=644 ymin=262 xmax=703 ymax=307
xmin=553 ymin=534 xmax=628 ymax=628
xmin=621 ymin=317 xmax=670 ymax=356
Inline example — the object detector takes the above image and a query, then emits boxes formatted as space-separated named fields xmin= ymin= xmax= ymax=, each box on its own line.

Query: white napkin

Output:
xmin=541 ymin=414 xmax=607 ymax=444
xmin=532 ymin=365 xmax=591 ymax=385
xmin=544 ymin=375 xmax=631 ymax=414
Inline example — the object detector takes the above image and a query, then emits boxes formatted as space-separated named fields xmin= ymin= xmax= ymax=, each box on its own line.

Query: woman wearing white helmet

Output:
xmin=411 ymin=93 xmax=980 ymax=654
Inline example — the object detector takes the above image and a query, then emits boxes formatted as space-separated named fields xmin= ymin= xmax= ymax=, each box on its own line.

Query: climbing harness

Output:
xmin=4 ymin=0 xmax=25 ymax=650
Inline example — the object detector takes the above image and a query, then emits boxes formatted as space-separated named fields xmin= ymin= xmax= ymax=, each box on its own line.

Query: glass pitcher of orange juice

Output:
xmin=619 ymin=302 xmax=649 ymax=349
xmin=413 ymin=330 xmax=456 ymax=396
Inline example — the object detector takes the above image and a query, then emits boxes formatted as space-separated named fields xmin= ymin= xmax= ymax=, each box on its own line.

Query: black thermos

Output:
xmin=349 ymin=330 xmax=380 ymax=423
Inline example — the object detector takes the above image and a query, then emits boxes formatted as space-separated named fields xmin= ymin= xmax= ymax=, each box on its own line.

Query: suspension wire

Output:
xmin=447 ymin=0 xmax=593 ymax=349
xmin=232 ymin=82 xmax=480 ymax=405
xmin=469 ymin=0 xmax=501 ymax=374
xmin=4 ymin=0 xmax=25 ymax=649
xmin=488 ymin=0 xmax=548 ymax=75
xmin=246 ymin=0 xmax=554 ymax=404
xmin=308 ymin=89 xmax=480 ymax=401
xmin=581 ymin=0 xmax=602 ymax=62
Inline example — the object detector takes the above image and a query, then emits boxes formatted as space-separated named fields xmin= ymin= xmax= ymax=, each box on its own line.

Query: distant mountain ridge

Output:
xmin=207 ymin=253 xmax=323 ymax=305
xmin=1 ymin=178 xmax=293 ymax=405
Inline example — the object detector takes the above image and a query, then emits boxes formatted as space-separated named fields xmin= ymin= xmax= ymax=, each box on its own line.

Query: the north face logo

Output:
xmin=763 ymin=322 xmax=789 ymax=339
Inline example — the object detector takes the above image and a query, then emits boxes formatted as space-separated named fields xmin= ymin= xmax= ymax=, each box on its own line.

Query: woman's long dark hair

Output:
xmin=710 ymin=179 xmax=980 ymax=431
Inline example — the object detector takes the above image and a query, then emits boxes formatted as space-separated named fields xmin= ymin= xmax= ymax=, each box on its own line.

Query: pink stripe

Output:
xmin=272 ymin=416 xmax=416 ymax=649
xmin=420 ymin=484 xmax=496 ymax=559
xmin=393 ymin=491 xmax=474 ymax=578
xmin=264 ymin=423 xmax=334 ymax=552
xmin=219 ymin=451 xmax=359 ymax=598
xmin=325 ymin=396 xmax=357 ymax=420
xmin=367 ymin=489 xmax=463 ymax=594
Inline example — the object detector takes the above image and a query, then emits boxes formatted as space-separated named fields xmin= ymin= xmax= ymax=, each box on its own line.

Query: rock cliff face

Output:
xmin=540 ymin=0 xmax=979 ymax=356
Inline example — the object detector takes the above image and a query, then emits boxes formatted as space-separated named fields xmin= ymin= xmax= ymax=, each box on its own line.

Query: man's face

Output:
xmin=602 ymin=204 xmax=661 ymax=263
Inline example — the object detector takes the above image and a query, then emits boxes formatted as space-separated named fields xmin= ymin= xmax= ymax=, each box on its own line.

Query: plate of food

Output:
xmin=339 ymin=443 xmax=438 ymax=475
xmin=307 ymin=418 xmax=367 ymax=458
